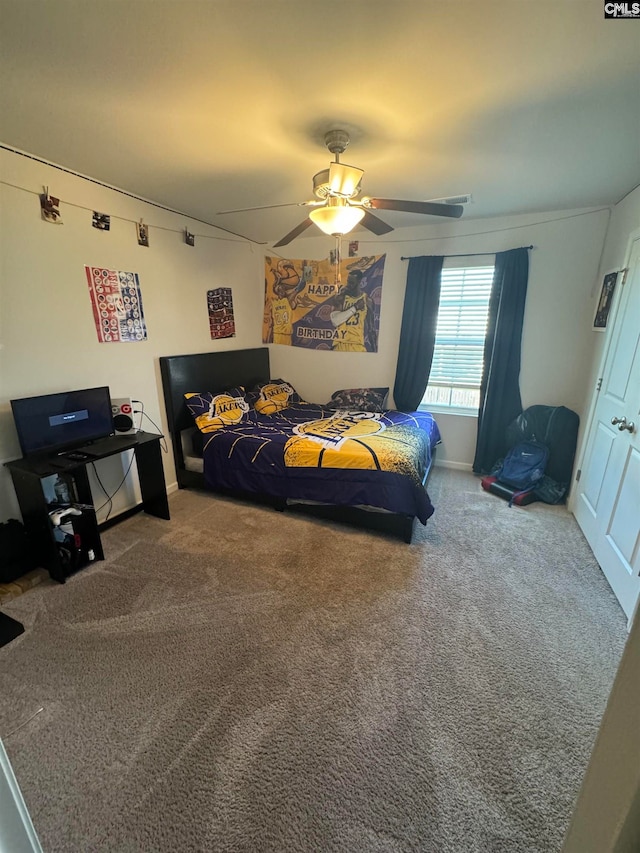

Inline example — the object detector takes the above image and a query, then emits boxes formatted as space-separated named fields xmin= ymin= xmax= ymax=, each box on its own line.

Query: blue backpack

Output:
xmin=494 ymin=440 xmax=549 ymax=505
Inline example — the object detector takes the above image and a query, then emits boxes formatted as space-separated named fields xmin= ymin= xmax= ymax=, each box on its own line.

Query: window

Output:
xmin=420 ymin=262 xmax=494 ymax=413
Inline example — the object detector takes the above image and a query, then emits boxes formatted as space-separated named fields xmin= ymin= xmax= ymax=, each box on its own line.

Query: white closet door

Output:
xmin=574 ymin=237 xmax=640 ymax=622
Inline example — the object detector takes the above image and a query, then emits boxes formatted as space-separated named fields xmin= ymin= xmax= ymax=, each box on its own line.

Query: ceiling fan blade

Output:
xmin=361 ymin=209 xmax=394 ymax=236
xmin=272 ymin=218 xmax=314 ymax=248
xmin=424 ymin=194 xmax=472 ymax=206
xmin=367 ymin=198 xmax=464 ymax=218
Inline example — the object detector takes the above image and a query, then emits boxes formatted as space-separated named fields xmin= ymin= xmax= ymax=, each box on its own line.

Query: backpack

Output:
xmin=505 ymin=405 xmax=579 ymax=490
xmin=494 ymin=441 xmax=549 ymax=505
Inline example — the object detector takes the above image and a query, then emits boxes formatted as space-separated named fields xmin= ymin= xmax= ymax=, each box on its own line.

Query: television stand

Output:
xmin=5 ymin=431 xmax=170 ymax=583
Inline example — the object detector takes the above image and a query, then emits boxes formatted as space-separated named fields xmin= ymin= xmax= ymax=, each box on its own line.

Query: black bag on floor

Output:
xmin=0 ymin=519 xmax=36 ymax=583
xmin=504 ymin=405 xmax=580 ymax=503
xmin=481 ymin=406 xmax=580 ymax=506
xmin=492 ymin=440 xmax=549 ymax=505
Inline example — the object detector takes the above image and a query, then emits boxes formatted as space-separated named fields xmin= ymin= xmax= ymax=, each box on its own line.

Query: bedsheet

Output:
xmin=199 ymin=402 xmax=440 ymax=523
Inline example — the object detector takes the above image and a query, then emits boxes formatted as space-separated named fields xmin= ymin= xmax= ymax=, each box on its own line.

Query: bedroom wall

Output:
xmin=0 ymin=144 xmax=618 ymax=526
xmin=269 ymin=205 xmax=610 ymax=469
xmin=0 ymin=148 xmax=263 ymax=522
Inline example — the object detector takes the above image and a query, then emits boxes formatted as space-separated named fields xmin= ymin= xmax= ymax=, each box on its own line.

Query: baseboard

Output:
xmin=99 ymin=504 xmax=143 ymax=531
xmin=96 ymin=481 xmax=179 ymax=525
xmin=433 ymin=460 xmax=474 ymax=472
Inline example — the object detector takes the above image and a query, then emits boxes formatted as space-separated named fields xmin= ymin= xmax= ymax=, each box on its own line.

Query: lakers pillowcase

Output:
xmin=185 ymin=387 xmax=250 ymax=432
xmin=251 ymin=379 xmax=302 ymax=416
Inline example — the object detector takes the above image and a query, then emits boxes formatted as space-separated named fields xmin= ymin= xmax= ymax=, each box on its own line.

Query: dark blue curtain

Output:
xmin=393 ymin=255 xmax=444 ymax=412
xmin=473 ymin=247 xmax=530 ymax=474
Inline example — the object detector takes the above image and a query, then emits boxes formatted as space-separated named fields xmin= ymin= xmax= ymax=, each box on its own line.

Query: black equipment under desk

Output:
xmin=5 ymin=431 xmax=170 ymax=582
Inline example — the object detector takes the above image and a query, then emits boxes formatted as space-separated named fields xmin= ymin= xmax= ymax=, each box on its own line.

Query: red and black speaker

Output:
xmin=111 ymin=398 xmax=137 ymax=434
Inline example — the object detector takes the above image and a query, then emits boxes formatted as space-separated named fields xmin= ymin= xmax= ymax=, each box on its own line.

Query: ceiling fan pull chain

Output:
xmin=335 ymin=235 xmax=342 ymax=287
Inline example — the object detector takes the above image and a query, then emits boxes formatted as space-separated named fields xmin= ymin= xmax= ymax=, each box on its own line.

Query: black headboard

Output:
xmin=159 ymin=347 xmax=270 ymax=478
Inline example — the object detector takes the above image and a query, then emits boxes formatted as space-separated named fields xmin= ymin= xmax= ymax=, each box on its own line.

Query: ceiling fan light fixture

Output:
xmin=328 ymin=162 xmax=364 ymax=197
xmin=309 ymin=200 xmax=365 ymax=236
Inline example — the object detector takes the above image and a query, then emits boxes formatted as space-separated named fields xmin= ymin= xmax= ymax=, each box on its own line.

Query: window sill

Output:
xmin=418 ymin=404 xmax=479 ymax=419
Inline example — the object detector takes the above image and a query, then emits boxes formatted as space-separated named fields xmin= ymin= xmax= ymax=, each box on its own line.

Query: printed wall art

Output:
xmin=593 ymin=271 xmax=618 ymax=330
xmin=207 ymin=287 xmax=236 ymax=339
xmin=262 ymin=254 xmax=385 ymax=352
xmin=85 ymin=266 xmax=148 ymax=343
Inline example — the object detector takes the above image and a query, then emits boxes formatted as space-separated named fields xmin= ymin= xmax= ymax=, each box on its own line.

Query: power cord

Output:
xmin=92 ymin=451 xmax=137 ymax=522
xmin=89 ymin=398 xmax=165 ymax=522
xmin=91 ymin=461 xmax=113 ymax=520
xmin=132 ymin=401 xmax=168 ymax=452
xmin=132 ymin=398 xmax=145 ymax=432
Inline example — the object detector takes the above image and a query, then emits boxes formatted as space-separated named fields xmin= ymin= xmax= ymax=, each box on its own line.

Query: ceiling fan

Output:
xmin=217 ymin=129 xmax=468 ymax=247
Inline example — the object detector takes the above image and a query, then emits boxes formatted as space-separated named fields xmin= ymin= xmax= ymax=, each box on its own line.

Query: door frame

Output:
xmin=569 ymin=226 xmax=640 ymax=629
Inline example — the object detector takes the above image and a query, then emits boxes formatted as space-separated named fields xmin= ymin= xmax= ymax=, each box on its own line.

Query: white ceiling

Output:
xmin=1 ymin=1 xmax=639 ymax=245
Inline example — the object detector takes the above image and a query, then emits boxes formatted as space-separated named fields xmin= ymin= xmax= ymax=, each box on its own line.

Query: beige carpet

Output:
xmin=0 ymin=468 xmax=627 ymax=852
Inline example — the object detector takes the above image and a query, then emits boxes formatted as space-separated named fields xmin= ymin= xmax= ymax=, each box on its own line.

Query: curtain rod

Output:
xmin=400 ymin=246 xmax=534 ymax=260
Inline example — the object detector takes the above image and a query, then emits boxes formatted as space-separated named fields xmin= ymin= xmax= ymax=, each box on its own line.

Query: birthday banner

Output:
xmin=262 ymin=254 xmax=385 ymax=352
xmin=85 ymin=266 xmax=148 ymax=343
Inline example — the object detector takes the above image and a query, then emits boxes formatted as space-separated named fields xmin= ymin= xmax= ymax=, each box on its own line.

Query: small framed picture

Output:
xmin=40 ymin=191 xmax=62 ymax=224
xmin=137 ymin=221 xmax=149 ymax=247
xmin=92 ymin=211 xmax=111 ymax=231
xmin=593 ymin=271 xmax=618 ymax=330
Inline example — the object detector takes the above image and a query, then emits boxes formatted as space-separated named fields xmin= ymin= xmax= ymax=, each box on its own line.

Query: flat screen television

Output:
xmin=10 ymin=386 xmax=114 ymax=457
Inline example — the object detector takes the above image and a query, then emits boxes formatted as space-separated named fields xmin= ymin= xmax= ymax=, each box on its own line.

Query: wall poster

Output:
xmin=593 ymin=271 xmax=618 ymax=331
xmin=207 ymin=287 xmax=236 ymax=339
xmin=262 ymin=254 xmax=385 ymax=352
xmin=85 ymin=266 xmax=148 ymax=343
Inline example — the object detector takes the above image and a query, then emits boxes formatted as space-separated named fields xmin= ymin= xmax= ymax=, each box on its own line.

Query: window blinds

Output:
xmin=428 ymin=266 xmax=494 ymax=389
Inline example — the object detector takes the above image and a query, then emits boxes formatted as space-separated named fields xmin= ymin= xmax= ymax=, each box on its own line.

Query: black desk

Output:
xmin=6 ymin=431 xmax=170 ymax=582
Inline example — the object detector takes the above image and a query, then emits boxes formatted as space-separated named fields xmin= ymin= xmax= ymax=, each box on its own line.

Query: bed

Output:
xmin=159 ymin=348 xmax=440 ymax=542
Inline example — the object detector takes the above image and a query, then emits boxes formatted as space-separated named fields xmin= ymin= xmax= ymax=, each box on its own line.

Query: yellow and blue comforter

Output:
xmin=199 ymin=402 xmax=440 ymax=523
